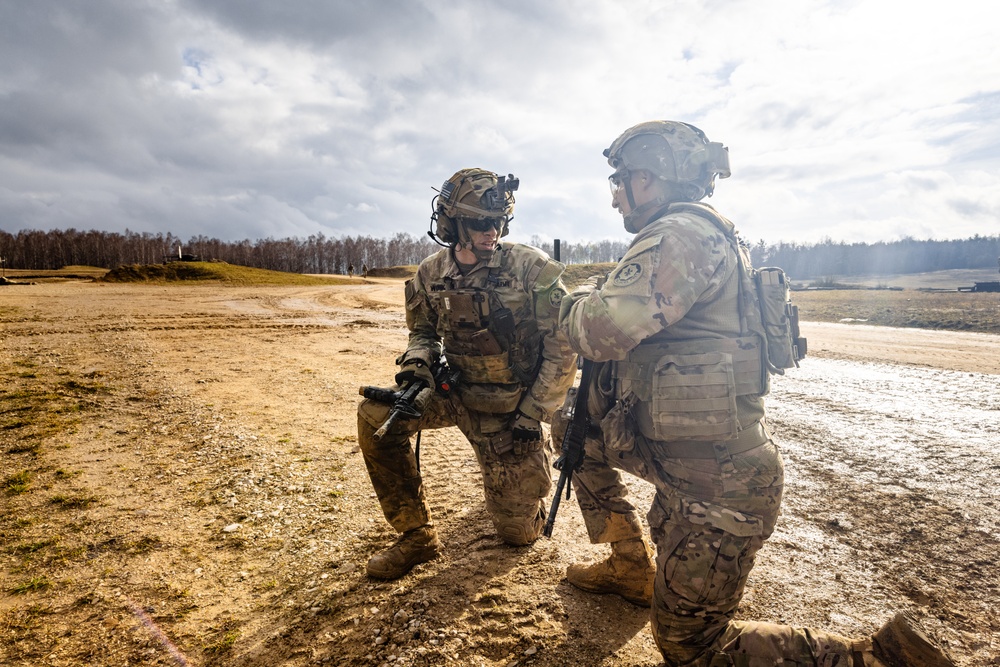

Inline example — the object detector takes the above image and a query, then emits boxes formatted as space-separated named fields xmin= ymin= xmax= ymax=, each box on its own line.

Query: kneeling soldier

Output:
xmin=358 ymin=168 xmax=576 ymax=579
xmin=556 ymin=120 xmax=956 ymax=667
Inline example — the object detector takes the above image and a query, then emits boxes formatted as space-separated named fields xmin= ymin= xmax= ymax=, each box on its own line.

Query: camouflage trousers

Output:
xmin=358 ymin=391 xmax=551 ymax=546
xmin=554 ymin=408 xmax=859 ymax=665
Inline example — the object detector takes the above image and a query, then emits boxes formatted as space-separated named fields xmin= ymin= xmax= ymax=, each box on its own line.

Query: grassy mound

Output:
xmin=2 ymin=266 xmax=110 ymax=281
xmin=561 ymin=262 xmax=616 ymax=289
xmin=59 ymin=265 xmax=111 ymax=277
xmin=100 ymin=261 xmax=354 ymax=286
xmin=366 ymin=265 xmax=418 ymax=279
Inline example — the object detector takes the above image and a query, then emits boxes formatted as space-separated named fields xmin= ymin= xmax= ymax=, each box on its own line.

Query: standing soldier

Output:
xmin=347 ymin=263 xmax=355 ymax=277
xmin=555 ymin=121 xmax=955 ymax=666
xmin=358 ymin=168 xmax=576 ymax=579
xmin=361 ymin=262 xmax=369 ymax=278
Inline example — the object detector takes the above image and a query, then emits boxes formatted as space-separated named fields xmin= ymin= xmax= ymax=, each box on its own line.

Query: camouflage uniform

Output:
xmin=360 ymin=242 xmax=576 ymax=545
xmin=557 ymin=203 xmax=862 ymax=665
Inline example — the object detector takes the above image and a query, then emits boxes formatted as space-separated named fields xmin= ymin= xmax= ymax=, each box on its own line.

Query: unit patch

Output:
xmin=549 ymin=288 xmax=565 ymax=308
xmin=613 ymin=262 xmax=643 ymax=287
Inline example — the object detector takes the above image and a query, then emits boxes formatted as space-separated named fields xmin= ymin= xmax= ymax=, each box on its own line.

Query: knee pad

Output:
xmin=358 ymin=398 xmax=392 ymax=430
xmin=494 ymin=506 xmax=545 ymax=546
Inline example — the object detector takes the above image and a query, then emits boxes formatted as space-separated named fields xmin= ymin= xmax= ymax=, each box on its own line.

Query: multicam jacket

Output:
xmin=401 ymin=243 xmax=576 ymax=423
xmin=559 ymin=202 xmax=766 ymax=441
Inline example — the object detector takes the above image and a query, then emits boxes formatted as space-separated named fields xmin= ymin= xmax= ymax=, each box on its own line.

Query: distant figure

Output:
xmin=347 ymin=263 xmax=354 ymax=277
xmin=361 ymin=263 xmax=369 ymax=278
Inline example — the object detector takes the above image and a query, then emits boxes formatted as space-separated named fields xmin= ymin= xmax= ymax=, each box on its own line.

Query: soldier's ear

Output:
xmin=634 ymin=170 xmax=656 ymax=192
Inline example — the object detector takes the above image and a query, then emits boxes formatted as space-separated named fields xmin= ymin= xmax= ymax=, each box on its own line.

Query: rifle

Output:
xmin=359 ymin=357 xmax=460 ymax=441
xmin=543 ymin=357 xmax=595 ymax=538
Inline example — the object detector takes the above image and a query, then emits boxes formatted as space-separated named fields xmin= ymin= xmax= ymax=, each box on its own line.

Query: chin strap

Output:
xmin=623 ymin=197 xmax=670 ymax=233
xmin=454 ymin=222 xmax=474 ymax=249
xmin=453 ymin=221 xmax=498 ymax=261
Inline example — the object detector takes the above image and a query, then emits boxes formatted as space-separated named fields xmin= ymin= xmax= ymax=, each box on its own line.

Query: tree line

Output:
xmin=750 ymin=235 xmax=1000 ymax=280
xmin=0 ymin=229 xmax=439 ymax=274
xmin=1 ymin=227 xmax=997 ymax=279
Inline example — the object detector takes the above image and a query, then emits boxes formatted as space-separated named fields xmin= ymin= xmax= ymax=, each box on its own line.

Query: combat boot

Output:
xmin=566 ymin=536 xmax=655 ymax=607
xmin=852 ymin=611 xmax=956 ymax=667
xmin=366 ymin=526 xmax=441 ymax=580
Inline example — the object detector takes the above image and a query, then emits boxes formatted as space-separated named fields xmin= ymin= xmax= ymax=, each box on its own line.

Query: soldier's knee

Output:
xmin=493 ymin=506 xmax=545 ymax=546
xmin=358 ymin=398 xmax=390 ymax=429
xmin=359 ymin=398 xmax=407 ymax=455
xmin=652 ymin=612 xmax=715 ymax=665
xmin=496 ymin=520 xmax=539 ymax=546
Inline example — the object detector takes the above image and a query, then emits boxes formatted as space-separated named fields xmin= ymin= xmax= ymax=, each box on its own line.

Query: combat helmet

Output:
xmin=605 ymin=121 xmax=730 ymax=231
xmin=428 ymin=168 xmax=518 ymax=247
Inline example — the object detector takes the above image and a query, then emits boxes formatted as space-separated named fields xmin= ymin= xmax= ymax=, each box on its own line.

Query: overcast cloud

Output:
xmin=2 ymin=0 xmax=999 ymax=247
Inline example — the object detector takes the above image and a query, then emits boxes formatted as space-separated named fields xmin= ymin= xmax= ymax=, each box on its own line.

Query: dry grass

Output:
xmin=2 ymin=266 xmax=109 ymax=282
xmin=98 ymin=261 xmax=356 ymax=285
xmin=6 ymin=261 xmax=997 ymax=334
xmin=366 ymin=264 xmax=419 ymax=278
xmin=792 ymin=289 xmax=1000 ymax=334
xmin=562 ymin=262 xmax=616 ymax=288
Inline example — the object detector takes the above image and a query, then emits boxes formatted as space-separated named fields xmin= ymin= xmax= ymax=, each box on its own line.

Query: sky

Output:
xmin=2 ymin=0 xmax=999 ymax=248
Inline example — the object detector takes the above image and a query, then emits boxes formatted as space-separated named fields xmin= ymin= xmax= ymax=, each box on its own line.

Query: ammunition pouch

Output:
xmin=601 ymin=393 xmax=638 ymax=453
xmin=432 ymin=283 xmax=539 ymax=386
xmin=616 ymin=336 xmax=765 ymax=442
xmin=447 ymin=350 xmax=518 ymax=385
xmin=456 ymin=382 xmax=523 ymax=415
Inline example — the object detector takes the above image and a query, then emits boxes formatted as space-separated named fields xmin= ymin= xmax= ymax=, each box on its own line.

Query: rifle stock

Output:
xmin=543 ymin=357 xmax=595 ymax=538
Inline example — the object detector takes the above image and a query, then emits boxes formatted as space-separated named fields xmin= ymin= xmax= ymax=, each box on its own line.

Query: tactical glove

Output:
xmin=559 ymin=276 xmax=603 ymax=318
xmin=511 ymin=411 xmax=542 ymax=456
xmin=395 ymin=358 xmax=434 ymax=388
xmin=572 ymin=275 xmax=602 ymax=294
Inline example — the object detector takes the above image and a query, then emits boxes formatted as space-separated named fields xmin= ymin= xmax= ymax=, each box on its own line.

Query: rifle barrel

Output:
xmin=543 ymin=357 xmax=595 ymax=538
xmin=543 ymin=472 xmax=569 ymax=538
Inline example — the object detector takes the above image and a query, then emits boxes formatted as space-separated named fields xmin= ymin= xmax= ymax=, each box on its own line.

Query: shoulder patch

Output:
xmin=548 ymin=287 xmax=566 ymax=308
xmin=612 ymin=263 xmax=643 ymax=287
xmin=602 ymin=233 xmax=663 ymax=298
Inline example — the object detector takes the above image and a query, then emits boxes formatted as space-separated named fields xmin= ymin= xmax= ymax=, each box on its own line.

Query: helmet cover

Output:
xmin=430 ymin=168 xmax=517 ymax=245
xmin=604 ymin=121 xmax=731 ymax=200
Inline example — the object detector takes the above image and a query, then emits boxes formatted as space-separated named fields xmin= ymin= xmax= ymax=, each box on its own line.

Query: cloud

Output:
xmin=1 ymin=0 xmax=999 ymax=248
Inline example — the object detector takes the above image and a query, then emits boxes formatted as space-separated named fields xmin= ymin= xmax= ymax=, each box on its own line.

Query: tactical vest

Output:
xmin=424 ymin=249 xmax=560 ymax=414
xmin=614 ymin=202 xmax=770 ymax=442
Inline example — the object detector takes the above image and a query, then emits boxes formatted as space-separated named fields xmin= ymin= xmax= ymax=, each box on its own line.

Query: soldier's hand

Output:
xmin=395 ymin=359 xmax=434 ymax=388
xmin=511 ymin=412 xmax=542 ymax=456
xmin=570 ymin=275 xmax=602 ymax=296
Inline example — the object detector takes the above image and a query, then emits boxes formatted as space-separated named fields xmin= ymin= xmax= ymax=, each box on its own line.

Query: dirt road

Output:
xmin=2 ymin=280 xmax=998 ymax=666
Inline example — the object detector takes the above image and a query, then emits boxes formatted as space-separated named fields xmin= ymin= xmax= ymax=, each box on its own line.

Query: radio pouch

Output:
xmin=754 ymin=267 xmax=807 ymax=373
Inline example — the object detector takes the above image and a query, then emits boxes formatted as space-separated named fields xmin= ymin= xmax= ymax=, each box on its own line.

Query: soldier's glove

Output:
xmin=572 ymin=275 xmax=601 ymax=294
xmin=511 ymin=411 xmax=542 ymax=456
xmin=395 ymin=359 xmax=434 ymax=388
xmin=559 ymin=275 xmax=604 ymax=319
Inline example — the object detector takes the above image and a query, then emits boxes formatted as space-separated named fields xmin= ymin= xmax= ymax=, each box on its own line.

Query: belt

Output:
xmin=644 ymin=420 xmax=770 ymax=459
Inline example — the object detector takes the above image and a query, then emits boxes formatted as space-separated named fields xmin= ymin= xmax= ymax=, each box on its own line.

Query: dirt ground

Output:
xmin=2 ymin=279 xmax=998 ymax=667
